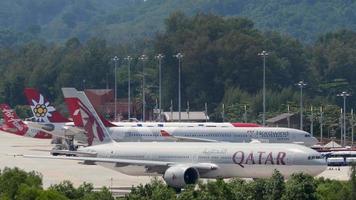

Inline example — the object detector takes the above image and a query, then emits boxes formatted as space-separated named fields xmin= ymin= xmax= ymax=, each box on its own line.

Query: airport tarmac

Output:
xmin=0 ymin=130 xmax=351 ymax=190
xmin=0 ymin=131 xmax=152 ymax=188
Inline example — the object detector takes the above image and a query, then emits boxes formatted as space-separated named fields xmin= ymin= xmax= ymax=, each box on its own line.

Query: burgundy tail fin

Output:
xmin=64 ymin=92 xmax=116 ymax=128
xmin=64 ymin=97 xmax=84 ymax=127
xmin=24 ymin=88 xmax=71 ymax=123
xmin=0 ymin=104 xmax=28 ymax=135
xmin=62 ymin=88 xmax=114 ymax=145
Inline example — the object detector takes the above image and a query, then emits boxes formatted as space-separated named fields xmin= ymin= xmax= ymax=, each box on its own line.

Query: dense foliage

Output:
xmin=124 ymin=169 xmax=356 ymax=200
xmin=1 ymin=167 xmax=355 ymax=200
xmin=0 ymin=167 xmax=114 ymax=200
xmin=1 ymin=12 xmax=356 ymax=139
xmin=0 ymin=0 xmax=355 ymax=45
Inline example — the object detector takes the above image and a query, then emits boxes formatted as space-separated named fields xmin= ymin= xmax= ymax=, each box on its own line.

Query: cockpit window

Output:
xmin=305 ymin=134 xmax=311 ymax=137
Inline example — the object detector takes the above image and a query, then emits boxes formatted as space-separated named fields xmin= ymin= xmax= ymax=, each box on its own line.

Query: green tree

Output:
xmin=351 ymin=163 xmax=356 ymax=200
xmin=265 ymin=170 xmax=285 ymax=200
xmin=49 ymin=180 xmax=79 ymax=199
xmin=315 ymin=177 xmax=350 ymax=200
xmin=124 ymin=178 xmax=176 ymax=200
xmin=0 ymin=167 xmax=42 ymax=199
xmin=16 ymin=185 xmax=41 ymax=200
xmin=81 ymin=187 xmax=114 ymax=200
xmin=198 ymin=178 xmax=235 ymax=200
xmin=36 ymin=189 xmax=68 ymax=200
xmin=282 ymin=173 xmax=317 ymax=200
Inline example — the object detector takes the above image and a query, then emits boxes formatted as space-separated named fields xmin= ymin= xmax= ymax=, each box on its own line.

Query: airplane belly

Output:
xmin=200 ymin=164 xmax=324 ymax=179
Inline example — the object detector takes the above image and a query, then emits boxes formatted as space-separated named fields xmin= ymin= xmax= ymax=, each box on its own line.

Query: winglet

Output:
xmin=24 ymin=88 xmax=71 ymax=123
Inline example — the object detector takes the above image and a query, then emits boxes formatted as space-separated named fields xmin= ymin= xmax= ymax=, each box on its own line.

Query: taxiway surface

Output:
xmin=0 ymin=130 xmax=351 ymax=189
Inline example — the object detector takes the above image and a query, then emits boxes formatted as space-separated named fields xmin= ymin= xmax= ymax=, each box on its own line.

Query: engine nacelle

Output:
xmin=163 ymin=165 xmax=199 ymax=188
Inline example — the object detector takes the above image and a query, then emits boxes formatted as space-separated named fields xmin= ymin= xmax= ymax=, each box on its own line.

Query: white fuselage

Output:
xmin=30 ymin=122 xmax=318 ymax=146
xmin=79 ymin=142 xmax=326 ymax=178
xmin=110 ymin=122 xmax=237 ymax=128
xmin=107 ymin=127 xmax=318 ymax=146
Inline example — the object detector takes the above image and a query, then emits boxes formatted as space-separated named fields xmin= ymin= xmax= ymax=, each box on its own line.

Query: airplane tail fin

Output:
xmin=63 ymin=95 xmax=83 ymax=127
xmin=62 ymin=88 xmax=114 ymax=145
xmin=24 ymin=88 xmax=71 ymax=123
xmin=64 ymin=90 xmax=117 ymax=128
xmin=0 ymin=104 xmax=28 ymax=135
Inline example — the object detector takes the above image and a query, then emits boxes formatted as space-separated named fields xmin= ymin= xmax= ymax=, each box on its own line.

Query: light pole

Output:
xmin=82 ymin=79 xmax=86 ymax=90
xmin=258 ymin=50 xmax=268 ymax=126
xmin=205 ymin=102 xmax=208 ymax=122
xmin=222 ymin=104 xmax=225 ymax=122
xmin=124 ymin=56 xmax=132 ymax=120
xmin=351 ymin=109 xmax=354 ymax=146
xmin=174 ymin=53 xmax=184 ymax=122
xmin=340 ymin=108 xmax=343 ymax=146
xmin=287 ymin=104 xmax=290 ymax=128
xmin=139 ymin=54 xmax=148 ymax=121
xmin=187 ymin=101 xmax=190 ymax=120
xmin=310 ymin=106 xmax=314 ymax=136
xmin=320 ymin=106 xmax=323 ymax=144
xmin=337 ymin=91 xmax=350 ymax=146
xmin=155 ymin=54 xmax=164 ymax=121
xmin=243 ymin=105 xmax=247 ymax=123
xmin=296 ymin=80 xmax=307 ymax=130
xmin=112 ymin=56 xmax=119 ymax=121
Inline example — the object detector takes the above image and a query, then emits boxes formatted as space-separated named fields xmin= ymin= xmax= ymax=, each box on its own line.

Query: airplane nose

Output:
xmin=309 ymin=136 xmax=318 ymax=146
xmin=314 ymin=137 xmax=319 ymax=144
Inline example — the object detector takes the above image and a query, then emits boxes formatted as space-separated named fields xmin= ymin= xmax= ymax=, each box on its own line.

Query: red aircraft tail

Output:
xmin=24 ymin=88 xmax=71 ymax=123
xmin=64 ymin=91 xmax=116 ymax=128
xmin=62 ymin=88 xmax=114 ymax=145
xmin=0 ymin=104 xmax=28 ymax=136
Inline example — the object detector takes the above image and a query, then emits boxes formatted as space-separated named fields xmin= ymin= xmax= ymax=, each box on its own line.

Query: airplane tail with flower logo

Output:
xmin=62 ymin=88 xmax=114 ymax=145
xmin=24 ymin=88 xmax=71 ymax=123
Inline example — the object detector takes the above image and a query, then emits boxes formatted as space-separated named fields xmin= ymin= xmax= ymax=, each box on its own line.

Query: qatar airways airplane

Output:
xmin=0 ymin=104 xmax=52 ymax=139
xmin=25 ymin=88 xmax=326 ymax=190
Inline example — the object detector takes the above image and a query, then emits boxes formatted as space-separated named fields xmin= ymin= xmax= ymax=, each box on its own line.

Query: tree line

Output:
xmin=1 ymin=1 xmax=355 ymax=44
xmin=0 ymin=13 xmax=356 ymax=138
xmin=1 ymin=166 xmax=356 ymax=200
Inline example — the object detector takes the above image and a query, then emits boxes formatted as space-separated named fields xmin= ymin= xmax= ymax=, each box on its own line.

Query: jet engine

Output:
xmin=163 ymin=165 xmax=199 ymax=188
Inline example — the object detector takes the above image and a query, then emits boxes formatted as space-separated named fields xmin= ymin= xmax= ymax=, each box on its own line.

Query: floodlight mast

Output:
xmin=258 ymin=50 xmax=268 ymax=126
xmin=296 ymin=80 xmax=307 ymax=130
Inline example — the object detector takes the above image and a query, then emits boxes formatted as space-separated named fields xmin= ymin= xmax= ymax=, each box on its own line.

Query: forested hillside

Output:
xmin=1 ymin=12 xmax=356 ymax=133
xmin=0 ymin=0 xmax=355 ymax=45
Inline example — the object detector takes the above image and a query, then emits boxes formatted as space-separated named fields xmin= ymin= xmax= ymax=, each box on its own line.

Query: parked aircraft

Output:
xmin=62 ymin=88 xmax=317 ymax=146
xmin=25 ymin=88 xmax=326 ymax=190
xmin=25 ymin=88 xmax=260 ymax=128
xmin=0 ymin=104 xmax=52 ymax=139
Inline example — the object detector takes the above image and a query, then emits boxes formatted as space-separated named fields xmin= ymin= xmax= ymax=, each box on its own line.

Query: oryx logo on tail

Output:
xmin=77 ymin=100 xmax=105 ymax=145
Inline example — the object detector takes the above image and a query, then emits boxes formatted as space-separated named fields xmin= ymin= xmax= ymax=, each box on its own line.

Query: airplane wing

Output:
xmin=160 ymin=130 xmax=220 ymax=142
xmin=26 ymin=122 xmax=88 ymax=144
xmin=23 ymin=155 xmax=219 ymax=172
xmin=49 ymin=150 xmax=96 ymax=157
